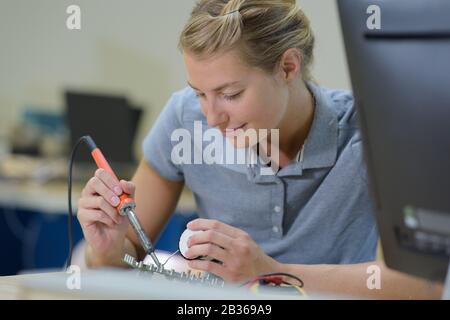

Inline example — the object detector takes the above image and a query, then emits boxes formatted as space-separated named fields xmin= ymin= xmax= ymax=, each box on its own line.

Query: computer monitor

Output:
xmin=65 ymin=91 xmax=141 ymax=179
xmin=337 ymin=0 xmax=450 ymax=282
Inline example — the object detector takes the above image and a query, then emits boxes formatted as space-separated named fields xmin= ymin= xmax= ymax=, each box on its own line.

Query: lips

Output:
xmin=221 ymin=123 xmax=247 ymax=136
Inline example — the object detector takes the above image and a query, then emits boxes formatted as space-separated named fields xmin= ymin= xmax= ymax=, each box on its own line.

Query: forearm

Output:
xmin=86 ymin=237 xmax=138 ymax=269
xmin=279 ymin=261 xmax=443 ymax=299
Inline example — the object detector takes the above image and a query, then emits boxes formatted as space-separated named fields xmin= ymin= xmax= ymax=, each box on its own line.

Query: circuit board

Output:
xmin=123 ymin=254 xmax=225 ymax=287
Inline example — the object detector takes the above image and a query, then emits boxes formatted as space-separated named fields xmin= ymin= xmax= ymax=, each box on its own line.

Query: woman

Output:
xmin=76 ymin=0 xmax=442 ymax=298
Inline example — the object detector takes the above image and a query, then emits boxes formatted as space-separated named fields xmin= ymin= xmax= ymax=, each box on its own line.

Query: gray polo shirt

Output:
xmin=142 ymin=82 xmax=378 ymax=264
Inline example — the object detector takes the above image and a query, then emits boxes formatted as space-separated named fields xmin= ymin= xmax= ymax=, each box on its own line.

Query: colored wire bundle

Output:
xmin=241 ymin=272 xmax=307 ymax=298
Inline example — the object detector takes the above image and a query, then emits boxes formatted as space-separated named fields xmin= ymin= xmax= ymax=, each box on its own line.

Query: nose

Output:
xmin=202 ymin=98 xmax=227 ymax=128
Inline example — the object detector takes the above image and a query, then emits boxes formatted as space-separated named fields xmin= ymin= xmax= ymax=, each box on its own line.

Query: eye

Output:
xmin=195 ymin=92 xmax=206 ymax=99
xmin=223 ymin=91 xmax=243 ymax=101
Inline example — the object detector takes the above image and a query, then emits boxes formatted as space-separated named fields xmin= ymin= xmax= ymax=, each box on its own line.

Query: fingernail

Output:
xmin=114 ymin=186 xmax=122 ymax=195
xmin=111 ymin=196 xmax=120 ymax=206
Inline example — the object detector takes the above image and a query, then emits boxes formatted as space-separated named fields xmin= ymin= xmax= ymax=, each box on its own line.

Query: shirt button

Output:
xmin=274 ymin=205 xmax=281 ymax=213
xmin=272 ymin=226 xmax=279 ymax=233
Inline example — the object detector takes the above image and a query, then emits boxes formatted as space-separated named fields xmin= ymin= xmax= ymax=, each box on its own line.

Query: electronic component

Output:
xmin=122 ymin=254 xmax=225 ymax=287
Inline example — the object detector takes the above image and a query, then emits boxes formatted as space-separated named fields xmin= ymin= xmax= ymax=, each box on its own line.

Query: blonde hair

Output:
xmin=179 ymin=0 xmax=315 ymax=82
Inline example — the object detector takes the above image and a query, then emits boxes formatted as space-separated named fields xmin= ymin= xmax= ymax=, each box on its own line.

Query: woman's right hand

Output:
xmin=77 ymin=168 xmax=135 ymax=264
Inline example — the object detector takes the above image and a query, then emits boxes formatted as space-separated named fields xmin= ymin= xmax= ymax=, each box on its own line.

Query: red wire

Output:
xmin=245 ymin=275 xmax=284 ymax=288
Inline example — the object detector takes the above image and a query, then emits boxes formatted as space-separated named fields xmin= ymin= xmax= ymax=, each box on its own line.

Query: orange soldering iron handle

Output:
xmin=91 ymin=148 xmax=135 ymax=210
xmin=91 ymin=148 xmax=118 ymax=180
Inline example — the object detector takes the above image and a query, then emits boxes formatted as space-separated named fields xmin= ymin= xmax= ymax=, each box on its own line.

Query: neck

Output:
xmin=259 ymin=80 xmax=315 ymax=169
xmin=276 ymin=80 xmax=315 ymax=164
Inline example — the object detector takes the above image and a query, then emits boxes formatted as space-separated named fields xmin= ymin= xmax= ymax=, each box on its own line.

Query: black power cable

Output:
xmin=66 ymin=135 xmax=97 ymax=269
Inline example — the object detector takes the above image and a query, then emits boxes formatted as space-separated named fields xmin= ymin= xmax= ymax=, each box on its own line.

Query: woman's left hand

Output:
xmin=184 ymin=218 xmax=281 ymax=283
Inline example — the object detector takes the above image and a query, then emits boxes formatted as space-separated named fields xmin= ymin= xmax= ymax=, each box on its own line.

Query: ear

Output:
xmin=278 ymin=48 xmax=302 ymax=83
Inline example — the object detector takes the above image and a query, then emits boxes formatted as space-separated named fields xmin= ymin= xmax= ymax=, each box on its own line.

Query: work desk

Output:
xmin=0 ymin=270 xmax=233 ymax=300
xmin=0 ymin=251 xmax=338 ymax=300
xmin=0 ymin=269 xmax=329 ymax=300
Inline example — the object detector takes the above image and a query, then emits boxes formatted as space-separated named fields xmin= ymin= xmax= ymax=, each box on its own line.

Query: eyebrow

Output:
xmin=187 ymin=81 xmax=241 ymax=92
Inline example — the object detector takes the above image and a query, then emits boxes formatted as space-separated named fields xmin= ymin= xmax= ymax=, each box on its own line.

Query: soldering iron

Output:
xmin=67 ymin=135 xmax=161 ymax=268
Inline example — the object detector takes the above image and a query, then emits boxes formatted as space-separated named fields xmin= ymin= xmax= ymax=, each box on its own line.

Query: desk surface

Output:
xmin=0 ymin=270 xmax=315 ymax=300
xmin=0 ymin=180 xmax=196 ymax=215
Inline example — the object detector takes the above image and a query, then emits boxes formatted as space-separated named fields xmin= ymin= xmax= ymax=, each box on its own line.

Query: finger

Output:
xmin=119 ymin=180 xmax=135 ymax=196
xmin=95 ymin=168 xmax=122 ymax=196
xmin=78 ymin=196 xmax=122 ymax=224
xmin=185 ymin=243 xmax=228 ymax=263
xmin=83 ymin=176 xmax=121 ymax=208
xmin=188 ymin=230 xmax=233 ymax=250
xmin=188 ymin=219 xmax=245 ymax=238
xmin=188 ymin=259 xmax=228 ymax=281
xmin=81 ymin=177 xmax=98 ymax=197
xmin=78 ymin=208 xmax=116 ymax=228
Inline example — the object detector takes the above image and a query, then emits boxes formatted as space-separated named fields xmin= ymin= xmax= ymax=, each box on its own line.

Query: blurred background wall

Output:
xmin=0 ymin=0 xmax=351 ymax=158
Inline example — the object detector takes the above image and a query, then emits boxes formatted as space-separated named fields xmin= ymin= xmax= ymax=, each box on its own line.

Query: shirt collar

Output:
xmin=300 ymin=81 xmax=338 ymax=170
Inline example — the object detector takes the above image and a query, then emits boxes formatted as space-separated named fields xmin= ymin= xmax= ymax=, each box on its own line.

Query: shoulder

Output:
xmin=313 ymin=84 xmax=366 ymax=161
xmin=319 ymin=86 xmax=370 ymax=183
xmin=164 ymin=86 xmax=206 ymax=127
xmin=317 ymin=85 xmax=363 ymax=144
xmin=318 ymin=86 xmax=358 ymax=130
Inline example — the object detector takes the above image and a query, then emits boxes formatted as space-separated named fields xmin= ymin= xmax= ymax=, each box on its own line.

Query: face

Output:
xmin=183 ymin=49 xmax=289 ymax=148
